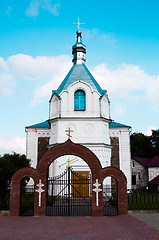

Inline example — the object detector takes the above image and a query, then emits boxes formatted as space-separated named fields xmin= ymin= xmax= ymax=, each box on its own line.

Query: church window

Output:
xmin=74 ymin=89 xmax=86 ymax=111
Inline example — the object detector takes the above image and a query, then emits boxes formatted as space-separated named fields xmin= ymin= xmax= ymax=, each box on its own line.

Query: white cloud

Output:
xmin=32 ymin=74 xmax=71 ymax=106
xmin=100 ymin=33 xmax=117 ymax=46
xmin=111 ymin=104 xmax=126 ymax=119
xmin=0 ymin=57 xmax=9 ymax=72
xmin=92 ymin=63 xmax=159 ymax=106
xmin=0 ymin=53 xmax=72 ymax=103
xmin=8 ymin=54 xmax=71 ymax=81
xmin=1 ymin=52 xmax=159 ymax=111
xmin=8 ymin=54 xmax=72 ymax=105
xmin=6 ymin=6 xmax=12 ymax=16
xmin=0 ymin=57 xmax=15 ymax=95
xmin=145 ymin=126 xmax=157 ymax=136
xmin=0 ymin=73 xmax=15 ymax=95
xmin=0 ymin=137 xmax=26 ymax=156
xmin=26 ymin=0 xmax=60 ymax=17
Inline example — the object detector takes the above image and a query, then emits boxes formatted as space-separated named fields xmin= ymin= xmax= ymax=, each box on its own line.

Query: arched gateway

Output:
xmin=10 ymin=140 xmax=128 ymax=216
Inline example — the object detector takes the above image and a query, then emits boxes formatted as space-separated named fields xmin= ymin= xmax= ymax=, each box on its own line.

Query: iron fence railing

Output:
xmin=128 ymin=189 xmax=159 ymax=210
xmin=1 ymin=187 xmax=159 ymax=212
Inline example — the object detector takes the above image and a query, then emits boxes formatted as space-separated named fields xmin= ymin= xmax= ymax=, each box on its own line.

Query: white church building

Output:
xmin=26 ymin=29 xmax=132 ymax=189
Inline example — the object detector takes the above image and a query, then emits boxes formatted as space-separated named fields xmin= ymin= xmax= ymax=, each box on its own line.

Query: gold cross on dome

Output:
xmin=67 ymin=158 xmax=71 ymax=167
xmin=65 ymin=127 xmax=73 ymax=139
xmin=73 ymin=17 xmax=85 ymax=31
xmin=78 ymin=74 xmax=81 ymax=81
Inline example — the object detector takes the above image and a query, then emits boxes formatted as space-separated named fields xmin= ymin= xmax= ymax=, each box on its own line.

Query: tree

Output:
xmin=151 ymin=129 xmax=159 ymax=156
xmin=130 ymin=132 xmax=154 ymax=157
xmin=0 ymin=152 xmax=30 ymax=210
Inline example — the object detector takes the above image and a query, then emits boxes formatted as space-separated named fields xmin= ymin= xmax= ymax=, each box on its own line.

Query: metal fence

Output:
xmin=46 ymin=167 xmax=91 ymax=216
xmin=20 ymin=185 xmax=34 ymax=216
xmin=128 ymin=189 xmax=159 ymax=210
xmin=1 ymin=187 xmax=159 ymax=213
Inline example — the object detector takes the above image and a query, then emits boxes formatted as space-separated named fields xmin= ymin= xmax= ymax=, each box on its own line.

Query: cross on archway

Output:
xmin=65 ymin=127 xmax=73 ymax=139
xmin=67 ymin=158 xmax=71 ymax=167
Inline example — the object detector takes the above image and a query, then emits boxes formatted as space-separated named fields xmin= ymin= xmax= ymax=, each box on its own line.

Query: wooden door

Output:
xmin=71 ymin=172 xmax=89 ymax=198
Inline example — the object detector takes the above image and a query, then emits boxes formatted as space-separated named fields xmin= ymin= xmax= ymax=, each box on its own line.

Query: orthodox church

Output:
xmin=26 ymin=28 xmax=132 ymax=189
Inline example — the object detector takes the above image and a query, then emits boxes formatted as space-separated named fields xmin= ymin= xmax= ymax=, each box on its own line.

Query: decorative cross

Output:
xmin=67 ymin=158 xmax=71 ymax=167
xmin=73 ymin=17 xmax=85 ymax=31
xmin=93 ymin=179 xmax=102 ymax=207
xmin=78 ymin=74 xmax=81 ymax=81
xmin=35 ymin=179 xmax=45 ymax=207
xmin=65 ymin=127 xmax=73 ymax=139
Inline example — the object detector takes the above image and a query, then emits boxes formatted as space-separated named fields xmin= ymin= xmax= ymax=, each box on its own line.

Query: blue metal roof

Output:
xmin=26 ymin=120 xmax=50 ymax=129
xmin=55 ymin=63 xmax=107 ymax=96
xmin=109 ymin=121 xmax=131 ymax=128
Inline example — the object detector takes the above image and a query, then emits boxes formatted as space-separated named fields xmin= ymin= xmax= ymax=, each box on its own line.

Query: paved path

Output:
xmin=0 ymin=215 xmax=159 ymax=240
xmin=129 ymin=212 xmax=159 ymax=231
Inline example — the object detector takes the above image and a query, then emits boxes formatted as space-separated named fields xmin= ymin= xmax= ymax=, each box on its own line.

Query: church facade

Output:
xmin=26 ymin=30 xmax=131 ymax=189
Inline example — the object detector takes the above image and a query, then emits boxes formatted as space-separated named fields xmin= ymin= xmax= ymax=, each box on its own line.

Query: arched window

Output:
xmin=74 ymin=89 xmax=86 ymax=111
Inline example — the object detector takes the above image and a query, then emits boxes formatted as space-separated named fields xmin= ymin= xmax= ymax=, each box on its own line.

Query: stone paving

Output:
xmin=129 ymin=212 xmax=159 ymax=231
xmin=0 ymin=215 xmax=159 ymax=240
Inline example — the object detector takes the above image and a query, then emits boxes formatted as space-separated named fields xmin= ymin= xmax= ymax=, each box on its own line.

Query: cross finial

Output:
xmin=78 ymin=74 xmax=81 ymax=81
xmin=65 ymin=127 xmax=73 ymax=139
xmin=73 ymin=17 xmax=85 ymax=31
xmin=67 ymin=158 xmax=71 ymax=167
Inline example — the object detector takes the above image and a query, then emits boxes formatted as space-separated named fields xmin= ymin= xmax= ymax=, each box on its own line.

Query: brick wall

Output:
xmin=38 ymin=137 xmax=50 ymax=163
xmin=110 ymin=137 xmax=119 ymax=188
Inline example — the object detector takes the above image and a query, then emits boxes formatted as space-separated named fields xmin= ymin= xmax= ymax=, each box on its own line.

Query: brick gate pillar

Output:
xmin=10 ymin=181 xmax=20 ymax=216
xmin=10 ymin=167 xmax=37 ymax=216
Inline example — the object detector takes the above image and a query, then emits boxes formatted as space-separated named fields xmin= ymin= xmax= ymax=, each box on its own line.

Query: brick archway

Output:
xmin=10 ymin=139 xmax=128 ymax=216
xmin=101 ymin=167 xmax=128 ymax=215
xmin=10 ymin=167 xmax=37 ymax=216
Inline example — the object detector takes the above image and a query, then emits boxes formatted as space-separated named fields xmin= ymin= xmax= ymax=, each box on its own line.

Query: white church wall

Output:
xmin=101 ymin=95 xmax=109 ymax=118
xmin=58 ymin=81 xmax=103 ymax=118
xmin=87 ymin=145 xmax=111 ymax=168
xmin=51 ymin=94 xmax=60 ymax=119
xmin=50 ymin=120 xmax=58 ymax=143
xmin=26 ymin=129 xmax=38 ymax=168
xmin=119 ymin=129 xmax=131 ymax=189
xmin=49 ymin=155 xmax=90 ymax=178
xmin=26 ymin=29 xmax=132 ymax=192
xmin=109 ymin=127 xmax=131 ymax=189
xmin=49 ymin=118 xmax=111 ymax=146
xmin=26 ymin=128 xmax=51 ymax=169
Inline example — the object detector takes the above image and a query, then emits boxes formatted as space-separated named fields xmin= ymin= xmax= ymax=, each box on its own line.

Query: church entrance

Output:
xmin=10 ymin=139 xmax=128 ymax=216
xmin=46 ymin=166 xmax=91 ymax=216
xmin=71 ymin=172 xmax=89 ymax=198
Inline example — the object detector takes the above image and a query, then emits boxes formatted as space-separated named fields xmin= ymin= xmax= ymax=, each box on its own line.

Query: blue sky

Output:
xmin=0 ymin=0 xmax=159 ymax=155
